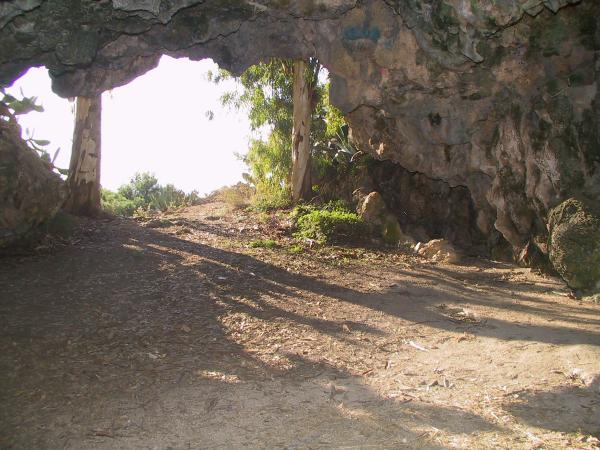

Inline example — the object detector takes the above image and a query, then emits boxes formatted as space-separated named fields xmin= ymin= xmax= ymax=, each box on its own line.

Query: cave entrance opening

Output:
xmin=6 ymin=56 xmax=253 ymax=211
xmin=7 ymin=54 xmax=346 ymax=219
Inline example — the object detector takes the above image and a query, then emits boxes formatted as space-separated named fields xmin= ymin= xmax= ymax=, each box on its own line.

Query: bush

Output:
xmin=290 ymin=199 xmax=352 ymax=222
xmin=252 ymin=180 xmax=290 ymax=211
xmin=149 ymin=183 xmax=188 ymax=211
xmin=213 ymin=183 xmax=254 ymax=210
xmin=548 ymin=196 xmax=600 ymax=291
xmin=292 ymin=201 xmax=368 ymax=244
xmin=249 ymin=239 xmax=279 ymax=249
xmin=101 ymin=189 xmax=138 ymax=216
xmin=102 ymin=172 xmax=202 ymax=217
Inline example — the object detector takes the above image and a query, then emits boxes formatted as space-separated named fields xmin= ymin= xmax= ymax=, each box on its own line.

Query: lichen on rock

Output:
xmin=548 ymin=196 xmax=600 ymax=291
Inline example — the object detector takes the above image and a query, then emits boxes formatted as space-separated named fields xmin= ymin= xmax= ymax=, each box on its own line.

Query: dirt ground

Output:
xmin=1 ymin=201 xmax=599 ymax=450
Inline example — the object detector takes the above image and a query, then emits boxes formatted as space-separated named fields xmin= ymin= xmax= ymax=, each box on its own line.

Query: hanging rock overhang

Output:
xmin=1 ymin=0 xmax=598 ymax=255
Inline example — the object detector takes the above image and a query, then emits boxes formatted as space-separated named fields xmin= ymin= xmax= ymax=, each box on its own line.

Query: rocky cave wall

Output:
xmin=1 ymin=0 xmax=599 ymax=252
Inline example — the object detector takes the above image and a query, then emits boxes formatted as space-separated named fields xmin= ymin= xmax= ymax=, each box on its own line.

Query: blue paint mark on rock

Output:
xmin=343 ymin=24 xmax=381 ymax=43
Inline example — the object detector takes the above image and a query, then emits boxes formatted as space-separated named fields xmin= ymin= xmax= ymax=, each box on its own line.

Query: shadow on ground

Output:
xmin=0 ymin=216 xmax=598 ymax=448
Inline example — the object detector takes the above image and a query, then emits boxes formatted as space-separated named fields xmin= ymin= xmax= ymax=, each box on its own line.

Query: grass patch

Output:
xmin=249 ymin=239 xmax=280 ymax=249
xmin=292 ymin=201 xmax=368 ymax=245
xmin=289 ymin=244 xmax=304 ymax=254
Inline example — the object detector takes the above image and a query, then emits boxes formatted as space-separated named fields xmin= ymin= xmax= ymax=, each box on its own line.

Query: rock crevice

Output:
xmin=0 ymin=0 xmax=598 ymax=257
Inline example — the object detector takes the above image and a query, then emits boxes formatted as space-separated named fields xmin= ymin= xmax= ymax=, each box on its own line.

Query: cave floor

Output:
xmin=1 ymin=201 xmax=599 ymax=450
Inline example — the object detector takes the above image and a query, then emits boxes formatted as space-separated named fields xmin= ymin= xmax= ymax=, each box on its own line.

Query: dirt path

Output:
xmin=1 ymin=201 xmax=599 ymax=449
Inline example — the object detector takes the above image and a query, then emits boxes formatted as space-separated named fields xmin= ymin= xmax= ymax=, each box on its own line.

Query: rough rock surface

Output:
xmin=415 ymin=238 xmax=462 ymax=264
xmin=0 ymin=0 xmax=598 ymax=253
xmin=548 ymin=197 xmax=600 ymax=291
xmin=367 ymin=160 xmax=484 ymax=250
xmin=357 ymin=190 xmax=411 ymax=245
xmin=0 ymin=117 xmax=66 ymax=247
xmin=357 ymin=191 xmax=386 ymax=222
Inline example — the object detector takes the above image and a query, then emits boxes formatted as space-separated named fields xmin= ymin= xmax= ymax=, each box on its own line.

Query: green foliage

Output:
xmin=243 ymin=133 xmax=292 ymax=209
xmin=101 ymin=188 xmax=138 ymax=216
xmin=214 ymin=60 xmax=297 ymax=206
xmin=382 ymin=216 xmax=403 ymax=245
xmin=102 ymin=172 xmax=201 ymax=216
xmin=212 ymin=59 xmax=352 ymax=208
xmin=290 ymin=199 xmax=352 ymax=221
xmin=292 ymin=201 xmax=368 ymax=244
xmin=148 ymin=183 xmax=190 ymax=211
xmin=118 ymin=172 xmax=160 ymax=204
xmin=251 ymin=180 xmax=291 ymax=211
xmin=1 ymin=88 xmax=66 ymax=175
xmin=249 ymin=239 xmax=280 ymax=249
xmin=0 ymin=88 xmax=44 ymax=116
xmin=289 ymin=244 xmax=304 ymax=254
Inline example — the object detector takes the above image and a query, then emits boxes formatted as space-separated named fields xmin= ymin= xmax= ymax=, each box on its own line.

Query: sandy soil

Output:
xmin=1 ymin=201 xmax=599 ymax=449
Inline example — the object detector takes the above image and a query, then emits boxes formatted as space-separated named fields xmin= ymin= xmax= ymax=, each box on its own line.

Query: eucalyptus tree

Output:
xmin=64 ymin=95 xmax=102 ymax=215
xmin=211 ymin=57 xmax=330 ymax=204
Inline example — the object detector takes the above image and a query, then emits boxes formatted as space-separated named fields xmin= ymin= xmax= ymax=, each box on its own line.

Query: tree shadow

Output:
xmin=136 ymin=220 xmax=600 ymax=348
xmin=0 ymin=219 xmax=512 ymax=449
xmin=503 ymin=376 xmax=600 ymax=436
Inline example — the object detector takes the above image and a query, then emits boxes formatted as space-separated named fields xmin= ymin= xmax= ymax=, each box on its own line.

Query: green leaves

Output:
xmin=210 ymin=58 xmax=352 ymax=208
xmin=106 ymin=172 xmax=201 ymax=216
xmin=1 ymin=88 xmax=68 ymax=176
xmin=292 ymin=201 xmax=368 ymax=245
xmin=1 ymin=88 xmax=44 ymax=115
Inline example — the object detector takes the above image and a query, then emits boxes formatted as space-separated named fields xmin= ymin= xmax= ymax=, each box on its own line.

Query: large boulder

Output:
xmin=0 ymin=118 xmax=66 ymax=247
xmin=358 ymin=191 xmax=386 ymax=224
xmin=415 ymin=239 xmax=463 ymax=264
xmin=548 ymin=197 xmax=600 ymax=291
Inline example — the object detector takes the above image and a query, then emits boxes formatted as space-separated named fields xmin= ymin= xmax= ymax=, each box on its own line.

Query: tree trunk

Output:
xmin=291 ymin=60 xmax=312 ymax=203
xmin=65 ymin=95 xmax=102 ymax=216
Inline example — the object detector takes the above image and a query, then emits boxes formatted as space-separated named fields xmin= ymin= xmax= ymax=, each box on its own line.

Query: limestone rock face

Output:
xmin=0 ymin=0 xmax=598 ymax=252
xmin=358 ymin=190 xmax=412 ymax=245
xmin=358 ymin=191 xmax=386 ymax=224
xmin=367 ymin=161 xmax=482 ymax=250
xmin=548 ymin=197 xmax=600 ymax=291
xmin=416 ymin=239 xmax=462 ymax=264
xmin=0 ymin=119 xmax=66 ymax=247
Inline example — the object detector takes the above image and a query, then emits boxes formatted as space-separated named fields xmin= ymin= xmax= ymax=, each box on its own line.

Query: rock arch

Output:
xmin=1 ymin=0 xmax=598 ymax=250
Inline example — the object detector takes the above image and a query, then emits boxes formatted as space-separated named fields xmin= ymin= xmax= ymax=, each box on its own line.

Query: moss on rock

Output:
xmin=548 ymin=197 xmax=600 ymax=291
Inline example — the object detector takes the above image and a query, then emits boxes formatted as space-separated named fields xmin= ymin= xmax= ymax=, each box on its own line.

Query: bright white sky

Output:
xmin=7 ymin=56 xmax=251 ymax=194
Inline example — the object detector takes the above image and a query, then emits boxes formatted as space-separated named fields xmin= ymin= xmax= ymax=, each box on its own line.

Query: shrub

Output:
xmin=289 ymin=244 xmax=304 ymax=254
xmin=103 ymin=172 xmax=203 ymax=216
xmin=101 ymin=189 xmax=138 ymax=216
xmin=149 ymin=183 xmax=188 ymax=211
xmin=252 ymin=180 xmax=291 ymax=211
xmin=118 ymin=172 xmax=160 ymax=205
xmin=292 ymin=201 xmax=368 ymax=244
xmin=214 ymin=183 xmax=254 ymax=210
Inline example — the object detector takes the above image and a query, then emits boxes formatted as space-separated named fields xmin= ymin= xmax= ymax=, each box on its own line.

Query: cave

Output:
xmin=1 ymin=1 xmax=600 ymax=448
xmin=2 ymin=0 xmax=599 ymax=251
